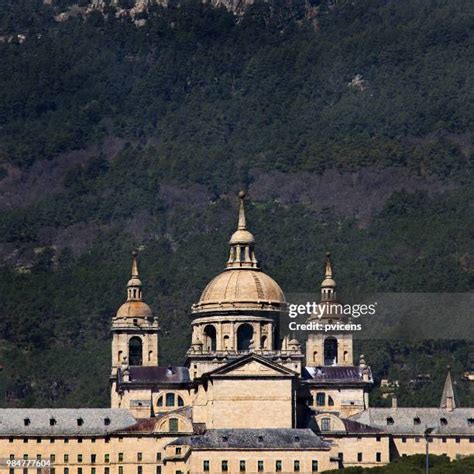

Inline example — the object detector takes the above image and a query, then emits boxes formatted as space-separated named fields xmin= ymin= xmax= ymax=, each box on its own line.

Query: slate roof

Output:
xmin=303 ymin=366 xmax=373 ymax=384
xmin=0 ymin=409 xmax=136 ymax=436
xmin=168 ymin=429 xmax=332 ymax=450
xmin=127 ymin=366 xmax=190 ymax=384
xmin=350 ymin=408 xmax=474 ymax=435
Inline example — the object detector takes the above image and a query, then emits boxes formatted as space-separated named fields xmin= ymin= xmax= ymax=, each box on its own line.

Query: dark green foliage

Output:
xmin=0 ymin=0 xmax=472 ymax=407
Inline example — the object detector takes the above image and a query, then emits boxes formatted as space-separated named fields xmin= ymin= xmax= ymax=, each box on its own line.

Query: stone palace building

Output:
xmin=1 ymin=192 xmax=473 ymax=473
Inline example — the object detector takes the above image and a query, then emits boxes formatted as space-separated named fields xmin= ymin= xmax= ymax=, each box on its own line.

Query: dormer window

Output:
xmin=294 ymin=436 xmax=300 ymax=442
xmin=104 ymin=418 xmax=111 ymax=426
xmin=468 ymin=418 xmax=474 ymax=426
xmin=77 ymin=418 xmax=83 ymax=427
xmin=222 ymin=436 xmax=228 ymax=442
xmin=440 ymin=418 xmax=448 ymax=426
xmin=386 ymin=417 xmax=394 ymax=425
xmin=257 ymin=436 xmax=263 ymax=442
xmin=24 ymin=418 xmax=30 ymax=426
xmin=50 ymin=418 xmax=56 ymax=426
xmin=414 ymin=417 xmax=421 ymax=425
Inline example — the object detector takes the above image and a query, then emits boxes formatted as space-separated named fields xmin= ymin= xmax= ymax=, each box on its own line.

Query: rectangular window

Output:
xmin=78 ymin=469 xmax=82 ymax=474
xmin=104 ymin=469 xmax=109 ymax=474
xmin=104 ymin=455 xmax=109 ymax=464
xmin=37 ymin=469 xmax=41 ymax=474
xmin=51 ymin=469 xmax=56 ymax=474
xmin=50 ymin=455 xmax=56 ymax=463
xmin=376 ymin=452 xmax=381 ymax=462
xmin=203 ymin=461 xmax=209 ymax=472
xmin=166 ymin=393 xmax=175 ymax=407
xmin=415 ymin=437 xmax=420 ymax=443
xmin=357 ymin=453 xmax=362 ymax=462
xmin=137 ymin=467 xmax=142 ymax=474
xmin=257 ymin=461 xmax=264 ymax=472
xmin=137 ymin=453 xmax=142 ymax=462
xmin=402 ymin=436 xmax=406 ymax=443
xmin=469 ymin=437 xmax=474 ymax=443
xmin=239 ymin=460 xmax=246 ymax=472
xmin=36 ymin=456 xmax=41 ymax=461
xmin=456 ymin=437 xmax=460 ymax=444
xmin=64 ymin=455 xmax=69 ymax=463
xmin=443 ymin=437 xmax=447 ymax=443
xmin=175 ymin=448 xmax=181 ymax=455
xmin=23 ymin=469 xmax=27 ymax=474
xmin=118 ymin=468 xmax=123 ymax=474
xmin=155 ymin=468 xmax=161 ymax=474
xmin=64 ymin=469 xmax=69 ymax=474
xmin=168 ymin=419 xmax=178 ymax=433
xmin=376 ymin=435 xmax=381 ymax=442
xmin=77 ymin=455 xmax=82 ymax=463
xmin=294 ymin=460 xmax=300 ymax=472
xmin=91 ymin=469 xmax=96 ymax=474
xmin=118 ymin=454 xmax=123 ymax=463
xmin=338 ymin=453 xmax=344 ymax=462
xmin=221 ymin=460 xmax=228 ymax=472
xmin=9 ymin=469 xmax=14 ymax=474
xmin=91 ymin=455 xmax=96 ymax=464
xmin=312 ymin=460 xmax=319 ymax=472
xmin=275 ymin=460 xmax=282 ymax=472
xmin=156 ymin=453 xmax=161 ymax=462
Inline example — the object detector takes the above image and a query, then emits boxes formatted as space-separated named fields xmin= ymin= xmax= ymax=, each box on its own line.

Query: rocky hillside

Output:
xmin=0 ymin=0 xmax=472 ymax=408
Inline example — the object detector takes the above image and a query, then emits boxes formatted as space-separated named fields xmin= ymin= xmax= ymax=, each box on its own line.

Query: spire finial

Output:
xmin=325 ymin=251 xmax=333 ymax=278
xmin=440 ymin=367 xmax=456 ymax=411
xmin=321 ymin=251 xmax=336 ymax=302
xmin=131 ymin=250 xmax=139 ymax=278
xmin=226 ymin=191 xmax=259 ymax=269
xmin=127 ymin=250 xmax=142 ymax=301
xmin=238 ymin=190 xmax=247 ymax=230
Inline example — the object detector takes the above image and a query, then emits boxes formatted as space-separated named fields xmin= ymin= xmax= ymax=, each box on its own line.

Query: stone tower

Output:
xmin=110 ymin=251 xmax=160 ymax=403
xmin=186 ymin=191 xmax=303 ymax=378
xmin=305 ymin=252 xmax=354 ymax=367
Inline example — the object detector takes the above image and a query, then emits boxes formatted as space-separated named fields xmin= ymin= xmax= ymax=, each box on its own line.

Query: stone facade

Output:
xmin=1 ymin=192 xmax=473 ymax=472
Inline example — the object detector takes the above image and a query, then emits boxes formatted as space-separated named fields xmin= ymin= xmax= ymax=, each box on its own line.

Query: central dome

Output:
xmin=192 ymin=269 xmax=286 ymax=314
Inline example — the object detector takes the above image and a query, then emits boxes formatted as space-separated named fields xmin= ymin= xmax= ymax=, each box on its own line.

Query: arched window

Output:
xmin=261 ymin=335 xmax=267 ymax=349
xmin=237 ymin=324 xmax=253 ymax=351
xmin=324 ymin=337 xmax=338 ymax=365
xmin=321 ymin=418 xmax=331 ymax=431
xmin=166 ymin=393 xmax=175 ymax=407
xmin=157 ymin=397 xmax=163 ymax=407
xmin=223 ymin=335 xmax=230 ymax=350
xmin=178 ymin=396 xmax=184 ymax=407
xmin=313 ymin=351 xmax=318 ymax=363
xmin=148 ymin=350 xmax=153 ymax=362
xmin=316 ymin=392 xmax=326 ymax=406
xmin=129 ymin=337 xmax=143 ymax=366
xmin=328 ymin=395 xmax=335 ymax=407
xmin=203 ymin=325 xmax=217 ymax=352
xmin=169 ymin=418 xmax=178 ymax=433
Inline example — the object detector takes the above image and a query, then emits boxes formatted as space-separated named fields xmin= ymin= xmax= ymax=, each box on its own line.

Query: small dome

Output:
xmin=289 ymin=338 xmax=300 ymax=345
xmin=127 ymin=276 xmax=142 ymax=287
xmin=116 ymin=301 xmax=153 ymax=319
xmin=230 ymin=229 xmax=255 ymax=245
xmin=321 ymin=277 xmax=336 ymax=287
xmin=193 ymin=269 xmax=286 ymax=314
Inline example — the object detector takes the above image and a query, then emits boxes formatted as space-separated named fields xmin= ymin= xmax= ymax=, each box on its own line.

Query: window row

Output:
xmin=202 ymin=459 xmax=319 ymax=472
xmin=9 ymin=467 xmax=163 ymax=474
xmin=10 ymin=454 xmax=162 ymax=464
xmin=22 ymin=418 xmax=111 ymax=427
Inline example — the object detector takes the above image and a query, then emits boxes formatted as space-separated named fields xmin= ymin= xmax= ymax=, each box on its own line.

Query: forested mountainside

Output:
xmin=0 ymin=0 xmax=472 ymax=408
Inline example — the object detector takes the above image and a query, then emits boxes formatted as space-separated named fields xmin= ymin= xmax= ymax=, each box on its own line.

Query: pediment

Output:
xmin=207 ymin=354 xmax=296 ymax=378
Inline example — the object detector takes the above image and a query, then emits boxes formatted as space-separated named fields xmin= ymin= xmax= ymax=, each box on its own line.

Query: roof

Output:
xmin=127 ymin=366 xmax=190 ymax=384
xmin=202 ymin=353 xmax=297 ymax=378
xmin=303 ymin=366 xmax=373 ymax=384
xmin=168 ymin=429 xmax=331 ymax=450
xmin=0 ymin=409 xmax=136 ymax=436
xmin=192 ymin=269 xmax=286 ymax=314
xmin=342 ymin=418 xmax=383 ymax=434
xmin=350 ymin=408 xmax=474 ymax=435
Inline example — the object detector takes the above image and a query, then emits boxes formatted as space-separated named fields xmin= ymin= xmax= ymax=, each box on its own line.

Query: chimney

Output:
xmin=392 ymin=396 xmax=398 ymax=409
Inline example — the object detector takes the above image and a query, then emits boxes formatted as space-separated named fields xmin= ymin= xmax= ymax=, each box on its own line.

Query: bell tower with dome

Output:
xmin=110 ymin=251 xmax=160 ymax=403
xmin=186 ymin=191 xmax=303 ymax=379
